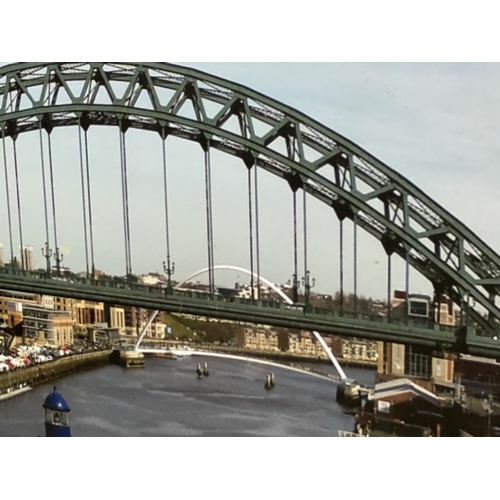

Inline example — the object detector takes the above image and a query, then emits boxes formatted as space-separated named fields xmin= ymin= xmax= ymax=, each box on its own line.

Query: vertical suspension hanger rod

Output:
xmin=46 ymin=129 xmax=63 ymax=276
xmin=303 ymin=189 xmax=308 ymax=283
xmin=254 ymin=163 xmax=261 ymax=300
xmin=12 ymin=138 xmax=24 ymax=270
xmin=292 ymin=189 xmax=298 ymax=304
xmin=83 ymin=128 xmax=96 ymax=279
xmin=339 ymin=219 xmax=344 ymax=314
xmin=387 ymin=253 xmax=392 ymax=320
xmin=161 ymin=132 xmax=175 ymax=290
xmin=247 ymin=165 xmax=254 ymax=301
xmin=203 ymin=138 xmax=215 ymax=294
xmin=78 ymin=125 xmax=90 ymax=278
xmin=38 ymin=122 xmax=52 ymax=275
xmin=1 ymin=129 xmax=15 ymax=267
xmin=119 ymin=124 xmax=132 ymax=279
xmin=353 ymin=214 xmax=358 ymax=316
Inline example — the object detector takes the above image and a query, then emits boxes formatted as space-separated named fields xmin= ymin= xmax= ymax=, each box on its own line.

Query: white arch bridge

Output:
xmin=134 ymin=265 xmax=348 ymax=382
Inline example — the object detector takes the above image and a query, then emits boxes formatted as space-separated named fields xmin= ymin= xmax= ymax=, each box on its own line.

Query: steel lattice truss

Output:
xmin=0 ymin=62 xmax=499 ymax=332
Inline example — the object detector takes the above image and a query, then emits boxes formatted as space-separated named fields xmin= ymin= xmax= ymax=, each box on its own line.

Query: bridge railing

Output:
xmin=0 ymin=266 xmax=466 ymax=335
xmin=309 ymin=304 xmax=457 ymax=332
xmin=0 ymin=268 xmax=47 ymax=280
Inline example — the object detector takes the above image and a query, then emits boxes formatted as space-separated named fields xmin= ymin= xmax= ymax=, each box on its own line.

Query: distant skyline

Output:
xmin=1 ymin=62 xmax=499 ymax=302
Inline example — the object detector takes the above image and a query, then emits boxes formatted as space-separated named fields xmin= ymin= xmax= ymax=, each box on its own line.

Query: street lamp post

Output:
xmin=53 ymin=247 xmax=64 ymax=277
xmin=163 ymin=258 xmax=175 ymax=295
xmin=302 ymin=270 xmax=316 ymax=313
xmin=41 ymin=242 xmax=52 ymax=278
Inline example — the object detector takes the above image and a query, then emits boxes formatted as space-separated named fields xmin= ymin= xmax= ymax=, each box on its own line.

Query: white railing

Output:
xmin=338 ymin=430 xmax=367 ymax=437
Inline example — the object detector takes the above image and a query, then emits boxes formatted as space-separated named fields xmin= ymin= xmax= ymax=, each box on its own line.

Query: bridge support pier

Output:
xmin=336 ymin=379 xmax=361 ymax=407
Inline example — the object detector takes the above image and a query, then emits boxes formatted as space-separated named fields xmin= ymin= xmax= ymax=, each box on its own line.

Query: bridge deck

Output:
xmin=0 ymin=269 xmax=498 ymax=358
xmin=138 ymin=348 xmax=342 ymax=383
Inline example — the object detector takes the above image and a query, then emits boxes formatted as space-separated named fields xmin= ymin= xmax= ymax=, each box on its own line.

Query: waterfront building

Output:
xmin=235 ymin=327 xmax=280 ymax=352
xmin=149 ymin=317 xmax=166 ymax=339
xmin=298 ymin=332 xmax=336 ymax=359
xmin=41 ymin=295 xmax=55 ymax=309
xmin=119 ymin=306 xmax=165 ymax=339
xmin=282 ymin=331 xmax=335 ymax=358
xmin=377 ymin=290 xmax=456 ymax=391
xmin=297 ymin=331 xmax=316 ymax=356
xmin=235 ymin=283 xmax=268 ymax=300
xmin=434 ymin=295 xmax=455 ymax=326
xmin=86 ymin=322 xmax=121 ymax=344
xmin=217 ymin=286 xmax=240 ymax=300
xmin=287 ymin=332 xmax=300 ymax=354
xmin=0 ymin=289 xmax=39 ymax=328
xmin=124 ymin=306 xmax=147 ymax=335
xmin=139 ymin=273 xmax=163 ymax=286
xmin=22 ymin=304 xmax=74 ymax=346
xmin=341 ymin=338 xmax=378 ymax=363
xmin=74 ymin=300 xmax=105 ymax=326
xmin=53 ymin=297 xmax=77 ymax=321
xmin=391 ymin=290 xmax=455 ymax=326
xmin=454 ymin=354 xmax=500 ymax=387
xmin=329 ymin=336 xmax=343 ymax=357
xmin=108 ymin=306 xmax=126 ymax=332
xmin=239 ymin=328 xmax=342 ymax=359
xmin=371 ymin=300 xmax=387 ymax=316
xmin=182 ymin=281 xmax=210 ymax=293
xmin=364 ymin=378 xmax=448 ymax=437
xmin=377 ymin=341 xmax=455 ymax=391
xmin=391 ymin=290 xmax=430 ymax=320
xmin=22 ymin=246 xmax=35 ymax=271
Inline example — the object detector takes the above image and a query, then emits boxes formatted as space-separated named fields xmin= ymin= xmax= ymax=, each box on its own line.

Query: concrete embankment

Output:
xmin=0 ymin=350 xmax=112 ymax=395
xmin=0 ymin=386 xmax=33 ymax=402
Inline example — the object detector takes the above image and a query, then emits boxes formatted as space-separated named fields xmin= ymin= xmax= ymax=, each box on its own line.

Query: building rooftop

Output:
xmin=460 ymin=354 xmax=500 ymax=365
xmin=371 ymin=378 xmax=443 ymax=407
xmin=23 ymin=304 xmax=72 ymax=316
xmin=0 ymin=289 xmax=38 ymax=299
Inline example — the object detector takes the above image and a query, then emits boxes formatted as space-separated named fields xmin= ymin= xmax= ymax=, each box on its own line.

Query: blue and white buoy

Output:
xmin=43 ymin=387 xmax=71 ymax=437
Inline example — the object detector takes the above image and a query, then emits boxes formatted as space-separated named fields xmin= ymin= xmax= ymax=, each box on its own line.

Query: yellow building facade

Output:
xmin=22 ymin=305 xmax=74 ymax=346
xmin=0 ymin=290 xmax=40 ymax=327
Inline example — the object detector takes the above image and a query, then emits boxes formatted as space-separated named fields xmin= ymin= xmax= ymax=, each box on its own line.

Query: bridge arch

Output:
xmin=140 ymin=349 xmax=341 ymax=384
xmin=0 ymin=62 xmax=499 ymax=331
xmin=177 ymin=264 xmax=291 ymax=303
xmin=175 ymin=264 xmax=347 ymax=380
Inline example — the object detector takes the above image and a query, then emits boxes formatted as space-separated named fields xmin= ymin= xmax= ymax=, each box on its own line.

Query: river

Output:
xmin=0 ymin=356 xmax=375 ymax=437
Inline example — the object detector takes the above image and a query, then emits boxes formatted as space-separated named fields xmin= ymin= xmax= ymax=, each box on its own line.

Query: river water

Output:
xmin=0 ymin=357 xmax=375 ymax=437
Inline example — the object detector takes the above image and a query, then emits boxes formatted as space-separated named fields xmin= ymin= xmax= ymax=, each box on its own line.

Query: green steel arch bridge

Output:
xmin=0 ymin=62 xmax=499 ymax=358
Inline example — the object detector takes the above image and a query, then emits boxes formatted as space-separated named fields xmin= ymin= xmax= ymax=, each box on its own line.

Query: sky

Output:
xmin=1 ymin=62 xmax=500 ymax=302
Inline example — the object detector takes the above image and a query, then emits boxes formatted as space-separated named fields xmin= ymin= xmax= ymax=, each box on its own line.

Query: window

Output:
xmin=405 ymin=345 xmax=431 ymax=378
xmin=408 ymin=299 xmax=429 ymax=318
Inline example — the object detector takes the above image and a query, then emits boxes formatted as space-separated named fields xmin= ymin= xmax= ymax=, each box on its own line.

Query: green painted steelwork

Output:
xmin=0 ymin=269 xmax=498 ymax=359
xmin=0 ymin=63 xmax=499 ymax=334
